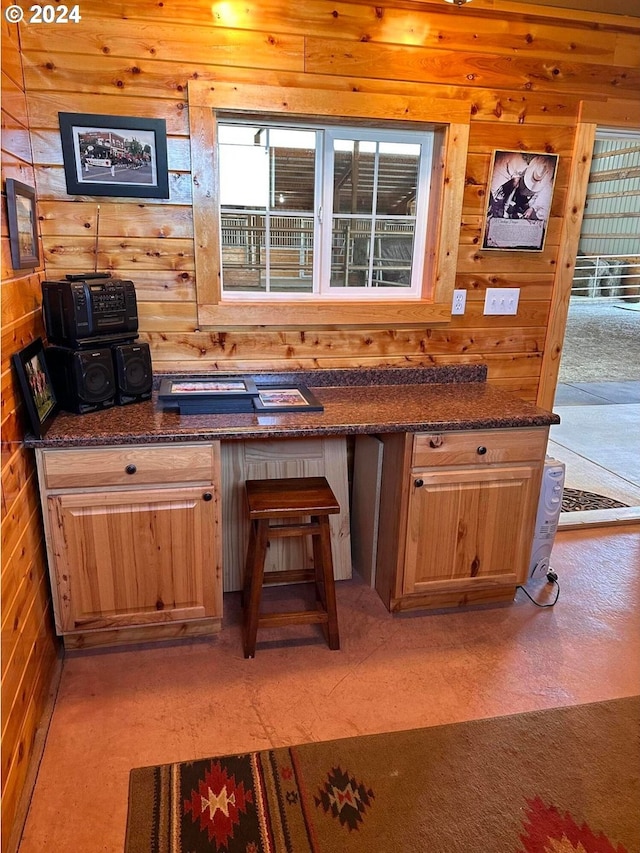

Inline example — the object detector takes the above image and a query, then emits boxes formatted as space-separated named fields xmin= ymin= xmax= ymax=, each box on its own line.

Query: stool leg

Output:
xmin=240 ymin=517 xmax=257 ymax=610
xmin=314 ymin=515 xmax=340 ymax=650
xmin=243 ymin=519 xmax=268 ymax=658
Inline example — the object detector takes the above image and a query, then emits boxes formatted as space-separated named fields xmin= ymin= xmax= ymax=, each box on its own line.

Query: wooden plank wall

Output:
xmin=17 ymin=0 xmax=639 ymax=400
xmin=1 ymin=15 xmax=59 ymax=852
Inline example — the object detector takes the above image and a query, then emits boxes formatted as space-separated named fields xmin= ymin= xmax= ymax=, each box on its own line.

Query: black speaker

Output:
xmin=111 ymin=342 xmax=152 ymax=405
xmin=45 ymin=346 xmax=116 ymax=414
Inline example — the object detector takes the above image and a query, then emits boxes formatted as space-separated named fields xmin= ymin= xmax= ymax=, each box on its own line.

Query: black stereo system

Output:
xmin=42 ymin=273 xmax=152 ymax=413
xmin=42 ymin=272 xmax=138 ymax=348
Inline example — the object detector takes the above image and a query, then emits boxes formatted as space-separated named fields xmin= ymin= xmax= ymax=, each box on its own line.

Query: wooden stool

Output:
xmin=242 ymin=476 xmax=341 ymax=658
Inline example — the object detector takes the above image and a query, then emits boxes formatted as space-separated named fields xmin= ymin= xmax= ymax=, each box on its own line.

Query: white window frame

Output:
xmin=321 ymin=126 xmax=432 ymax=299
xmin=218 ymin=121 xmax=433 ymax=301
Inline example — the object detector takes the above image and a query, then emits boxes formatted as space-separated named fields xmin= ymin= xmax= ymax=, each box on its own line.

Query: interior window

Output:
xmin=187 ymin=80 xmax=470 ymax=327
xmin=218 ymin=121 xmax=433 ymax=300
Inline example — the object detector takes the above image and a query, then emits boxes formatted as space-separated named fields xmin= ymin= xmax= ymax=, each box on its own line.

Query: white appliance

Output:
xmin=528 ymin=456 xmax=566 ymax=581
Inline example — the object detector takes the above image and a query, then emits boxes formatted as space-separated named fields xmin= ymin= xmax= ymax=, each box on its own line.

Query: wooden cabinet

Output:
xmin=36 ymin=443 xmax=223 ymax=649
xmin=374 ymin=427 xmax=548 ymax=612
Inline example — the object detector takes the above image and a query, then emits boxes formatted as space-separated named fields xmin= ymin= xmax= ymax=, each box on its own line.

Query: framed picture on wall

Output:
xmin=12 ymin=338 xmax=59 ymax=438
xmin=58 ymin=112 xmax=169 ymax=198
xmin=482 ymin=150 xmax=558 ymax=251
xmin=5 ymin=179 xmax=40 ymax=269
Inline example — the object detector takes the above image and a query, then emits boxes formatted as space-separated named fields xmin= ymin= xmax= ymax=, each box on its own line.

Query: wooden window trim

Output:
xmin=188 ymin=81 xmax=470 ymax=328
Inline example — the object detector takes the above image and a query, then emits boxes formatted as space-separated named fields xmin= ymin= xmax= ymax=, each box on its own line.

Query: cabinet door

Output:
xmin=47 ymin=486 xmax=221 ymax=633
xmin=403 ymin=464 xmax=539 ymax=595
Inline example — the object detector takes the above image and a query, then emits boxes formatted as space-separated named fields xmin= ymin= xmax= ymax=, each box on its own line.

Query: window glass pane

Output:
xmin=330 ymin=217 xmax=372 ymax=288
xmin=221 ymin=213 xmax=267 ymax=293
xmin=333 ymin=140 xmax=376 ymax=215
xmin=219 ymin=125 xmax=269 ymax=209
xmin=269 ymin=129 xmax=316 ymax=214
xmin=220 ymin=126 xmax=317 ymax=293
xmin=268 ymin=215 xmax=314 ymax=293
xmin=371 ymin=220 xmax=414 ymax=287
xmin=376 ymin=143 xmax=420 ymax=216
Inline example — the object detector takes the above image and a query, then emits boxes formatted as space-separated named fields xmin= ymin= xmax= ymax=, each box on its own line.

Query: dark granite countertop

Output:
xmin=26 ymin=366 xmax=559 ymax=449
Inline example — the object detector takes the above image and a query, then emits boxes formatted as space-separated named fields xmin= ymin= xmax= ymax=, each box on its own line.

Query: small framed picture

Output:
xmin=158 ymin=376 xmax=258 ymax=401
xmin=253 ymin=385 xmax=324 ymax=413
xmin=158 ymin=376 xmax=260 ymax=414
xmin=5 ymin=179 xmax=40 ymax=269
xmin=12 ymin=338 xmax=59 ymax=438
xmin=58 ymin=112 xmax=169 ymax=198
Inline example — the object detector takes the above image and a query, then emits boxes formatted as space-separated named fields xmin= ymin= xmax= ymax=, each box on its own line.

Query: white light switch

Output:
xmin=483 ymin=287 xmax=520 ymax=315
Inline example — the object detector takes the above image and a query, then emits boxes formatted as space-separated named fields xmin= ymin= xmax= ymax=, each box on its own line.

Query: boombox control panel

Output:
xmin=89 ymin=283 xmax=130 ymax=313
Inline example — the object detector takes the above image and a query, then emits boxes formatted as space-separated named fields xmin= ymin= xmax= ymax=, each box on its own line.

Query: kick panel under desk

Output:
xmin=27 ymin=367 xmax=559 ymax=650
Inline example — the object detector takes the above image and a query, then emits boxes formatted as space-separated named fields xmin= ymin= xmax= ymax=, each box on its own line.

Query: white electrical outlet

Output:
xmin=483 ymin=287 xmax=520 ymax=315
xmin=452 ymin=289 xmax=466 ymax=315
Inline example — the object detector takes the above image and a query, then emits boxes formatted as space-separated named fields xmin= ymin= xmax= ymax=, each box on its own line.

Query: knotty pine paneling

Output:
xmin=14 ymin=0 xmax=640 ymax=400
xmin=20 ymin=21 xmax=305 ymax=71
xmin=140 ymin=323 xmax=548 ymax=380
xmin=305 ymin=39 xmax=640 ymax=99
xmin=41 ymin=235 xmax=194 ymax=272
xmin=37 ymin=200 xmax=193 ymax=239
xmin=25 ymin=91 xmax=190 ymax=134
xmin=1 ymin=73 xmax=29 ymax=129
xmin=22 ymin=55 xmax=586 ymax=126
xmin=1 ymin=35 xmax=58 ymax=851
xmin=1 ymin=16 xmax=23 ymax=89
xmin=34 ymin=0 xmax=639 ymax=64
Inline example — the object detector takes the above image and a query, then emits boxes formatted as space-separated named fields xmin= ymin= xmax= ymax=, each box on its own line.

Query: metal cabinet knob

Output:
xmin=202 ymin=492 xmax=213 ymax=501
xmin=477 ymin=446 xmax=487 ymax=455
xmin=125 ymin=464 xmax=137 ymax=475
xmin=414 ymin=478 xmax=424 ymax=488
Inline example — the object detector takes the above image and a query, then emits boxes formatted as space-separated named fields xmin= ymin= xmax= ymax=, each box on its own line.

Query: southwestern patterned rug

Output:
xmin=125 ymin=696 xmax=639 ymax=853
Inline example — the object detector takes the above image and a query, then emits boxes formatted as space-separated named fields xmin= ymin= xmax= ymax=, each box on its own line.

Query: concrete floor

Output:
xmin=553 ymin=298 xmax=640 ymax=523
xmin=557 ymin=300 xmax=640 ymax=385
xmin=17 ymin=524 xmax=640 ymax=853
xmin=551 ymin=380 xmax=640 ymax=526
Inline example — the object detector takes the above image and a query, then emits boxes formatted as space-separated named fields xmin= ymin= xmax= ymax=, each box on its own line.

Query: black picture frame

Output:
xmin=5 ymin=179 xmax=40 ymax=269
xmin=253 ymin=384 xmax=324 ymax=413
xmin=158 ymin=376 xmax=259 ymax=401
xmin=158 ymin=376 xmax=260 ymax=414
xmin=12 ymin=338 xmax=59 ymax=438
xmin=58 ymin=112 xmax=169 ymax=198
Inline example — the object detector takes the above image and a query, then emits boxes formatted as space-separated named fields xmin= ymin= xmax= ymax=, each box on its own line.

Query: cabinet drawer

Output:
xmin=412 ymin=428 xmax=547 ymax=468
xmin=41 ymin=444 xmax=216 ymax=489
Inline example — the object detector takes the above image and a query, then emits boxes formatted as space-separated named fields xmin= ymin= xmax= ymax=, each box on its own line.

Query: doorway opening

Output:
xmin=550 ymin=128 xmax=640 ymax=525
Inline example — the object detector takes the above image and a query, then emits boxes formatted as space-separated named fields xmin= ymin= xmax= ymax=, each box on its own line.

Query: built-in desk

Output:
xmin=26 ymin=366 xmax=559 ymax=650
